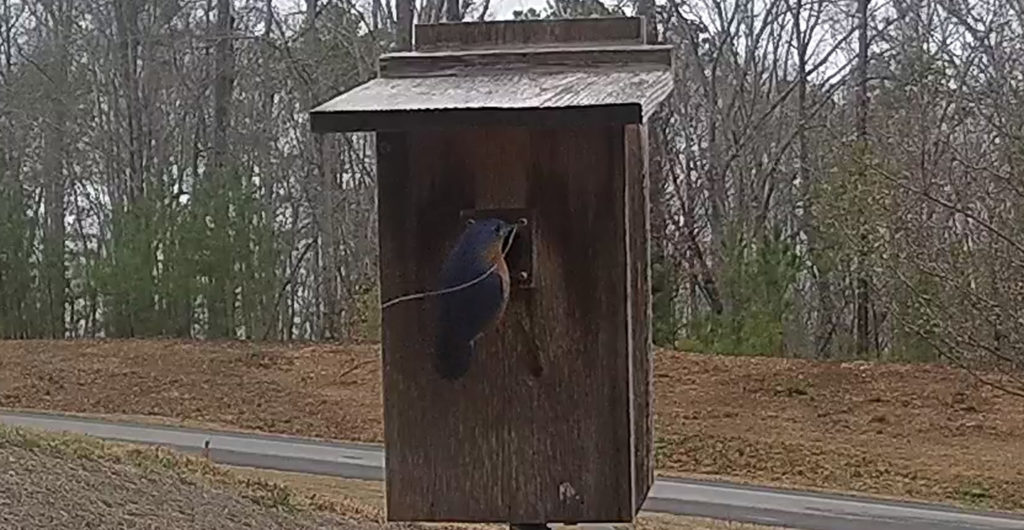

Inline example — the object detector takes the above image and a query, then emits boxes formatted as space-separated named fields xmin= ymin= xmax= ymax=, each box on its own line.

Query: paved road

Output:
xmin=2 ymin=410 xmax=1023 ymax=530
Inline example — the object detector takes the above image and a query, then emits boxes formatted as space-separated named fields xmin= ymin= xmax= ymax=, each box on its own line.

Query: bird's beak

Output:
xmin=500 ymin=223 xmax=516 ymax=247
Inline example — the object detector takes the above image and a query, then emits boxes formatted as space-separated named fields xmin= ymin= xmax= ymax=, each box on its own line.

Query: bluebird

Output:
xmin=434 ymin=218 xmax=515 ymax=380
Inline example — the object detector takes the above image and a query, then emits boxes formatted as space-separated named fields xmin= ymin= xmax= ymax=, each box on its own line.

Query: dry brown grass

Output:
xmin=635 ymin=514 xmax=782 ymax=530
xmin=0 ymin=424 xmax=383 ymax=529
xmin=653 ymin=352 xmax=1024 ymax=510
xmin=228 ymin=466 xmax=782 ymax=529
xmin=0 ymin=425 xmax=774 ymax=530
xmin=1 ymin=338 xmax=1022 ymax=512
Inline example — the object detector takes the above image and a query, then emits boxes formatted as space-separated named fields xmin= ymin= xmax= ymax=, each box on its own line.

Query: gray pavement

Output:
xmin=2 ymin=410 xmax=1023 ymax=530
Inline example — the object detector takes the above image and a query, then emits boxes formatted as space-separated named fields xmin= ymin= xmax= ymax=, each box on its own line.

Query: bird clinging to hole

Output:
xmin=434 ymin=218 xmax=515 ymax=380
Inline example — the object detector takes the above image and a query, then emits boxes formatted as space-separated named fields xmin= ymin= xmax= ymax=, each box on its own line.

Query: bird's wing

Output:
xmin=437 ymin=271 xmax=505 ymax=344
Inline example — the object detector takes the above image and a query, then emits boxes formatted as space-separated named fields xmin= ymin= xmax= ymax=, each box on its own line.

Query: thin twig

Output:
xmin=381 ymin=222 xmax=520 ymax=310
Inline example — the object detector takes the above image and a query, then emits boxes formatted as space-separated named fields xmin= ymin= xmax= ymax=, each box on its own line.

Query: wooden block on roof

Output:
xmin=379 ymin=45 xmax=672 ymax=78
xmin=414 ymin=16 xmax=647 ymax=51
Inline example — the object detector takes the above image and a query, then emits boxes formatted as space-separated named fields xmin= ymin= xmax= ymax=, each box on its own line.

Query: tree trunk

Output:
xmin=446 ymin=0 xmax=461 ymax=21
xmin=1 ymin=0 xmax=12 ymax=72
xmin=637 ymin=0 xmax=658 ymax=43
xmin=317 ymin=134 xmax=341 ymax=340
xmin=42 ymin=0 xmax=70 ymax=339
xmin=372 ymin=0 xmax=381 ymax=31
xmin=208 ymin=0 xmax=235 ymax=338
xmin=211 ymin=0 xmax=234 ymax=184
xmin=854 ymin=0 xmax=872 ymax=356
xmin=114 ymin=0 xmax=144 ymax=200
xmin=396 ymin=0 xmax=413 ymax=51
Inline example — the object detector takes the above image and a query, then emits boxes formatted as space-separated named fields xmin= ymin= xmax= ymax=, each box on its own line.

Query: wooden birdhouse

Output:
xmin=309 ymin=16 xmax=672 ymax=526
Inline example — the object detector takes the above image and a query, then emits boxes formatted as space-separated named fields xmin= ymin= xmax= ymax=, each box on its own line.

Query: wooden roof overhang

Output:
xmin=309 ymin=17 xmax=675 ymax=133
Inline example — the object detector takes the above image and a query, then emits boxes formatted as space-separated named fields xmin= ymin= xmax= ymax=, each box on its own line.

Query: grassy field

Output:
xmin=1 ymin=339 xmax=1022 ymax=513
xmin=226 ymin=466 xmax=781 ymax=529
xmin=0 ymin=424 xmax=772 ymax=529
xmin=0 ymin=424 xmax=391 ymax=529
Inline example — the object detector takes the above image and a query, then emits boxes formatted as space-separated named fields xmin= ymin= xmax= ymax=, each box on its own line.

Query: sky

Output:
xmin=274 ymin=0 xmax=554 ymax=26
xmin=490 ymin=0 xmax=547 ymax=18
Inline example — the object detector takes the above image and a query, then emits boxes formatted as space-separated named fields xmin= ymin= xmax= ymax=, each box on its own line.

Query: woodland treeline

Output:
xmin=0 ymin=0 xmax=1021 ymax=380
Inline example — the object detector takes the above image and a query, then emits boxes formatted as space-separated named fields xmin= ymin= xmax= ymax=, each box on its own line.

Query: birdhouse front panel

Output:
xmin=376 ymin=124 xmax=633 ymax=523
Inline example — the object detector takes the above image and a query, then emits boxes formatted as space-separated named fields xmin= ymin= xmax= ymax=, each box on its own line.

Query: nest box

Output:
xmin=309 ymin=16 xmax=673 ymax=525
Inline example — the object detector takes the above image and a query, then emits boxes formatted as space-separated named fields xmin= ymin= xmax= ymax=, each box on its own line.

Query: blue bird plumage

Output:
xmin=435 ymin=218 xmax=514 ymax=380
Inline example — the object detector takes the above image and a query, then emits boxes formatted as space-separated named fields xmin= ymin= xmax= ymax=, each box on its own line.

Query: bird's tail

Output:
xmin=435 ymin=332 xmax=475 ymax=381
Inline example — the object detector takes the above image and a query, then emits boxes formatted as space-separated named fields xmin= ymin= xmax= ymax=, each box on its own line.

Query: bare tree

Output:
xmin=206 ymin=0 xmax=237 ymax=338
xmin=853 ymin=0 xmax=874 ymax=356
xmin=397 ymin=0 xmax=413 ymax=50
xmin=446 ymin=0 xmax=461 ymax=21
xmin=39 ymin=0 xmax=72 ymax=339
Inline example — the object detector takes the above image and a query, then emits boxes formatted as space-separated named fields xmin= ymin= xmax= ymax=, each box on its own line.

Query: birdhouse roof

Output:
xmin=309 ymin=18 xmax=674 ymax=133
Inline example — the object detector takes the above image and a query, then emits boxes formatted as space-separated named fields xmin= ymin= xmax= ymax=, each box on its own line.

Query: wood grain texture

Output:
xmin=311 ymin=104 xmax=642 ymax=134
xmin=380 ymin=45 xmax=672 ymax=77
xmin=309 ymin=69 xmax=672 ymax=133
xmin=625 ymin=124 xmax=655 ymax=512
xmin=308 ymin=17 xmax=675 ymax=134
xmin=376 ymin=126 xmax=632 ymax=523
xmin=414 ymin=17 xmax=646 ymax=51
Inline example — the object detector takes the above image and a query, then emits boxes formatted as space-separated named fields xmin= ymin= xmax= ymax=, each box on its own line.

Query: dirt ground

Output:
xmin=1 ymin=339 xmax=1022 ymax=512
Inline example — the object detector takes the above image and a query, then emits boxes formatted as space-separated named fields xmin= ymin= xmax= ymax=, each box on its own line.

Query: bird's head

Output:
xmin=463 ymin=217 xmax=516 ymax=261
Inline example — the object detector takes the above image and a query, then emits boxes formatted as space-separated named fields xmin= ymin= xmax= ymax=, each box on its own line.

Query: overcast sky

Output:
xmin=275 ymin=0 xmax=553 ymax=25
xmin=490 ymin=0 xmax=547 ymax=18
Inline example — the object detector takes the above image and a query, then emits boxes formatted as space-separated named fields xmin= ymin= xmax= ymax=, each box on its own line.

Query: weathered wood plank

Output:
xmin=380 ymin=45 xmax=672 ymax=78
xmin=378 ymin=129 xmax=511 ymax=522
xmin=625 ymin=124 xmax=654 ymax=513
xmin=314 ymin=69 xmax=671 ymax=112
xmin=311 ymin=104 xmax=641 ymax=133
xmin=378 ymin=125 xmax=633 ymax=523
xmin=414 ymin=17 xmax=646 ymax=51
xmin=507 ymin=125 xmax=631 ymax=524
xmin=309 ymin=69 xmax=671 ymax=133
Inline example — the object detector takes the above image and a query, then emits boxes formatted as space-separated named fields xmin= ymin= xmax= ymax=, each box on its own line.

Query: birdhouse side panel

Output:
xmin=625 ymin=124 xmax=655 ymax=511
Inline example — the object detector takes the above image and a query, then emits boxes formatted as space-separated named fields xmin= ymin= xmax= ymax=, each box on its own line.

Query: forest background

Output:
xmin=1 ymin=0 xmax=1021 ymax=389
